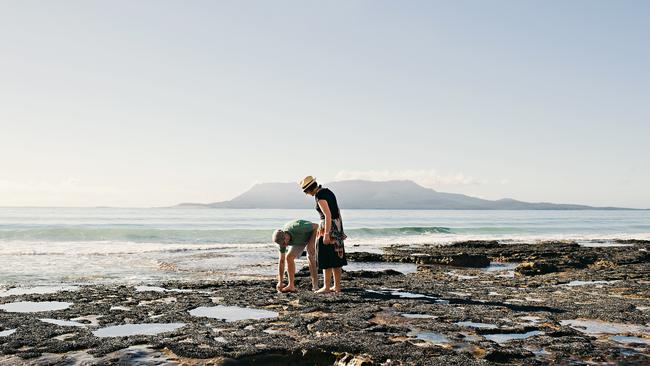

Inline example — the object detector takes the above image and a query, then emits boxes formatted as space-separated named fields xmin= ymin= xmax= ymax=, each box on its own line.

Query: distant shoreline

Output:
xmin=0 ymin=206 xmax=648 ymax=211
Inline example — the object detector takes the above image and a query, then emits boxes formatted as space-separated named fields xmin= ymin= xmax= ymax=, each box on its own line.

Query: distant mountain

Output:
xmin=174 ymin=180 xmax=634 ymax=210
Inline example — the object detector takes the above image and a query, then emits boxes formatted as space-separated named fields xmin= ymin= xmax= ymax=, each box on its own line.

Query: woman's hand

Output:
xmin=324 ymin=233 xmax=332 ymax=244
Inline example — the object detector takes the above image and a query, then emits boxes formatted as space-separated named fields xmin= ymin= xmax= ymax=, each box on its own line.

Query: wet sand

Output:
xmin=0 ymin=240 xmax=649 ymax=365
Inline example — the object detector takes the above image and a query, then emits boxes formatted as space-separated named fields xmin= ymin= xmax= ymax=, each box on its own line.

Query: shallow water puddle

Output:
xmin=562 ymin=280 xmax=620 ymax=287
xmin=92 ymin=323 xmax=186 ymax=337
xmin=0 ymin=329 xmax=16 ymax=337
xmin=610 ymin=336 xmax=650 ymax=345
xmin=189 ymin=305 xmax=278 ymax=322
xmin=455 ymin=321 xmax=498 ymax=329
xmin=346 ymin=262 xmax=417 ymax=274
xmin=485 ymin=262 xmax=519 ymax=272
xmin=365 ymin=289 xmax=447 ymax=303
xmin=0 ymin=301 xmax=72 ymax=312
xmin=409 ymin=331 xmax=450 ymax=344
xmin=402 ymin=313 xmax=437 ymax=319
xmin=578 ymin=241 xmax=632 ymax=248
xmin=135 ymin=286 xmax=167 ymax=292
xmin=446 ymin=272 xmax=478 ymax=280
xmin=0 ymin=286 xmax=80 ymax=297
xmin=41 ymin=318 xmax=86 ymax=327
xmin=110 ymin=306 xmax=131 ymax=311
xmin=135 ymin=286 xmax=193 ymax=293
xmin=484 ymin=331 xmax=543 ymax=344
xmin=518 ymin=316 xmax=542 ymax=324
xmin=560 ymin=319 xmax=650 ymax=335
xmin=72 ymin=315 xmax=102 ymax=327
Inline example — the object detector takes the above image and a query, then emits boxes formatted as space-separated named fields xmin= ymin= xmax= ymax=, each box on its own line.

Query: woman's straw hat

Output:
xmin=299 ymin=176 xmax=317 ymax=192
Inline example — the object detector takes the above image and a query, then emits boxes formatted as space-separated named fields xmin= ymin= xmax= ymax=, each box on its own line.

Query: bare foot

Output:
xmin=315 ymin=287 xmax=331 ymax=294
xmin=281 ymin=286 xmax=297 ymax=293
xmin=333 ymin=287 xmax=342 ymax=293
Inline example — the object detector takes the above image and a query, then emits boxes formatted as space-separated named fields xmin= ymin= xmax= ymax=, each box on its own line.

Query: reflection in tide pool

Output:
xmin=560 ymin=319 xmax=650 ymax=335
xmin=345 ymin=262 xmax=417 ymax=274
xmin=189 ymin=305 xmax=278 ymax=322
xmin=455 ymin=321 xmax=498 ymax=329
xmin=92 ymin=323 xmax=186 ymax=337
xmin=41 ymin=318 xmax=86 ymax=327
xmin=484 ymin=263 xmax=519 ymax=272
xmin=563 ymin=280 xmax=620 ymax=287
xmin=0 ymin=301 xmax=72 ymax=313
xmin=0 ymin=329 xmax=16 ymax=337
xmin=0 ymin=286 xmax=80 ymax=297
xmin=610 ymin=336 xmax=650 ymax=345
xmin=410 ymin=331 xmax=450 ymax=344
xmin=402 ymin=313 xmax=436 ymax=319
xmin=484 ymin=331 xmax=543 ymax=344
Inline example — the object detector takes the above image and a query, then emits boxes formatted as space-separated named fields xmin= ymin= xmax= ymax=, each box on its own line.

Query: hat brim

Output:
xmin=302 ymin=181 xmax=318 ymax=192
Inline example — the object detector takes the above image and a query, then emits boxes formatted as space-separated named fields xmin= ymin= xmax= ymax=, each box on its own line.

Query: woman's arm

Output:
xmin=317 ymin=199 xmax=332 ymax=244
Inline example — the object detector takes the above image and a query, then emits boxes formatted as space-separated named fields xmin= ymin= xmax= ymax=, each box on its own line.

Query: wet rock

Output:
xmin=413 ymin=253 xmax=490 ymax=268
xmin=515 ymin=261 xmax=558 ymax=276
xmin=2 ymin=240 xmax=650 ymax=365
xmin=347 ymin=253 xmax=385 ymax=262
xmin=344 ymin=270 xmax=403 ymax=278
xmin=335 ymin=353 xmax=374 ymax=366
xmin=484 ymin=348 xmax=534 ymax=363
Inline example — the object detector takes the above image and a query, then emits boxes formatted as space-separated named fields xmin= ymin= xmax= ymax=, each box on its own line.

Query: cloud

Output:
xmin=333 ymin=169 xmax=487 ymax=188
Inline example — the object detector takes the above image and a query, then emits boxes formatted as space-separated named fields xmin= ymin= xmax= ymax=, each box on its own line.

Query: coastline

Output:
xmin=1 ymin=240 xmax=649 ymax=365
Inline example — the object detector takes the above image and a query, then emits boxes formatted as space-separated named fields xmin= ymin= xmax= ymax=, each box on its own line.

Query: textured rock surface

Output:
xmin=1 ymin=241 xmax=649 ymax=365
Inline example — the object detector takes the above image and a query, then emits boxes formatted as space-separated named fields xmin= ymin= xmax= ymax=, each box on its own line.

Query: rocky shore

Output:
xmin=1 ymin=240 xmax=649 ymax=365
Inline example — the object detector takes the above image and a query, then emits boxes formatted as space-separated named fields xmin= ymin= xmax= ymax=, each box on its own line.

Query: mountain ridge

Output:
xmin=174 ymin=180 xmax=638 ymax=210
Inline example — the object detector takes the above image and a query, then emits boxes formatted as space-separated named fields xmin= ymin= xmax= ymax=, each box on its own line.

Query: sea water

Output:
xmin=0 ymin=208 xmax=649 ymax=285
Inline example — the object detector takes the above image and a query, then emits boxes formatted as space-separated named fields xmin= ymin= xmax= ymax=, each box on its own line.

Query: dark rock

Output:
xmin=343 ymin=269 xmax=403 ymax=278
xmin=484 ymin=348 xmax=534 ymax=363
xmin=1 ymin=240 xmax=649 ymax=365
xmin=515 ymin=261 xmax=559 ymax=276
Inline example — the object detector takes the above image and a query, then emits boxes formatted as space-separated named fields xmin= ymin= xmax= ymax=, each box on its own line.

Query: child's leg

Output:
xmin=333 ymin=267 xmax=342 ymax=292
xmin=316 ymin=269 xmax=332 ymax=293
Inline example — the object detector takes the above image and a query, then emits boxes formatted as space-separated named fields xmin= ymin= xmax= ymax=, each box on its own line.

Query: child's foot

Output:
xmin=315 ymin=287 xmax=331 ymax=294
xmin=333 ymin=287 xmax=342 ymax=293
xmin=281 ymin=286 xmax=297 ymax=293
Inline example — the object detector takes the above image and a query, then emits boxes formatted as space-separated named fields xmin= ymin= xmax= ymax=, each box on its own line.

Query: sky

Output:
xmin=0 ymin=1 xmax=648 ymax=208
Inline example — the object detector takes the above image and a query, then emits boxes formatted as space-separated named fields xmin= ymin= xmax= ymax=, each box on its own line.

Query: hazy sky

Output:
xmin=1 ymin=1 xmax=648 ymax=208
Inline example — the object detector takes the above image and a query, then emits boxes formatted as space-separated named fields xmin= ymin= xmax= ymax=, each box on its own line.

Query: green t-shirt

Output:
xmin=278 ymin=219 xmax=313 ymax=253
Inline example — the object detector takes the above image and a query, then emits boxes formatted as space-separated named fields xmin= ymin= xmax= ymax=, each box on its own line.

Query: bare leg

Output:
xmin=333 ymin=267 xmax=342 ymax=293
xmin=306 ymin=229 xmax=318 ymax=291
xmin=316 ymin=269 xmax=332 ymax=293
xmin=282 ymin=255 xmax=297 ymax=292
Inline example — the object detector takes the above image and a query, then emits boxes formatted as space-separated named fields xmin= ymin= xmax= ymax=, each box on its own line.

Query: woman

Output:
xmin=300 ymin=176 xmax=347 ymax=293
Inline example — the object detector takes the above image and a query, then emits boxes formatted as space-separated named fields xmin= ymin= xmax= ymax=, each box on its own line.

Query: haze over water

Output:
xmin=1 ymin=207 xmax=648 ymax=286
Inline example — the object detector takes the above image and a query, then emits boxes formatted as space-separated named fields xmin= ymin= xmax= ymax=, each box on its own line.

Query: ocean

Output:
xmin=1 ymin=207 xmax=649 ymax=286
